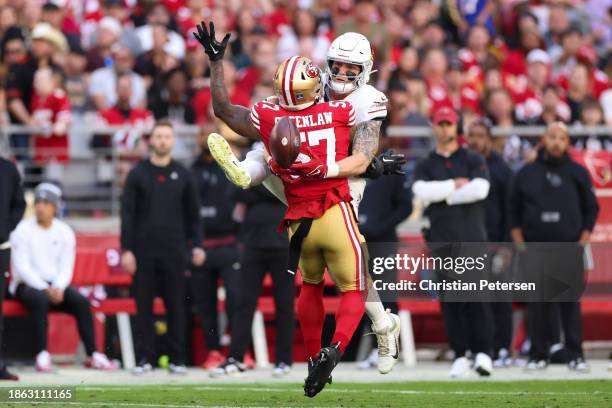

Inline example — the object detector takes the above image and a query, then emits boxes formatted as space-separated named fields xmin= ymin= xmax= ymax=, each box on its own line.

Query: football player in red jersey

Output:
xmin=194 ymin=24 xmax=368 ymax=397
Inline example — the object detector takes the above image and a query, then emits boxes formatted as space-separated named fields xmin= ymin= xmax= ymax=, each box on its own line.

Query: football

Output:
xmin=269 ymin=116 xmax=301 ymax=168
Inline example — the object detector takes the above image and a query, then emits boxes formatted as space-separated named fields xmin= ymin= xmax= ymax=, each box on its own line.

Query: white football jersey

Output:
xmin=341 ymin=84 xmax=388 ymax=123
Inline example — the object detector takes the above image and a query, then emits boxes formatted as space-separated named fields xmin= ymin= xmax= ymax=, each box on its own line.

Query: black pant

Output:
xmin=190 ymin=245 xmax=240 ymax=351
xmin=15 ymin=284 xmax=96 ymax=355
xmin=229 ymin=247 xmax=295 ymax=365
xmin=528 ymin=301 xmax=583 ymax=361
xmin=440 ymin=301 xmax=493 ymax=358
xmin=132 ymin=254 xmax=186 ymax=365
xmin=491 ymin=302 xmax=513 ymax=355
xmin=0 ymin=249 xmax=9 ymax=368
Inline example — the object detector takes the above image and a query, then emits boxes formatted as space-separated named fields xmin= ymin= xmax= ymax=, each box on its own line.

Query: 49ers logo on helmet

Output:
xmin=305 ymin=64 xmax=320 ymax=78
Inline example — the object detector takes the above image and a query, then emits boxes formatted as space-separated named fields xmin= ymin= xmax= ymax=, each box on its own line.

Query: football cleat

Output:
xmin=372 ymin=310 xmax=400 ymax=374
xmin=207 ymin=133 xmax=251 ymax=189
xmin=304 ymin=343 xmax=341 ymax=398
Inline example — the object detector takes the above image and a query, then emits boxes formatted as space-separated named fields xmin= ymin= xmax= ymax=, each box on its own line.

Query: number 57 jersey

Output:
xmin=250 ymin=99 xmax=356 ymax=222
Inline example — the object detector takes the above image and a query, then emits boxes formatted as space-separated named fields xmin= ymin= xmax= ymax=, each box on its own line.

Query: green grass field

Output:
xmin=4 ymin=381 xmax=612 ymax=408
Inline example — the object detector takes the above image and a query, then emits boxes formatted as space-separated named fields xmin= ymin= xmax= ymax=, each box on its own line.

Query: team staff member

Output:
xmin=121 ymin=120 xmax=206 ymax=375
xmin=212 ymin=180 xmax=295 ymax=377
xmin=357 ymin=166 xmax=412 ymax=369
xmin=412 ymin=107 xmax=494 ymax=378
xmin=190 ymin=130 xmax=240 ymax=370
xmin=466 ymin=119 xmax=514 ymax=367
xmin=0 ymin=157 xmax=25 ymax=380
xmin=508 ymin=122 xmax=599 ymax=372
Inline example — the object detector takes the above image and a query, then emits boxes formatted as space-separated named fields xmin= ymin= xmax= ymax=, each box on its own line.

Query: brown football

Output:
xmin=269 ymin=116 xmax=301 ymax=168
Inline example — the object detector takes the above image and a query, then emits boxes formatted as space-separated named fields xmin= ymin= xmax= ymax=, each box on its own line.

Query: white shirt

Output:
xmin=9 ymin=217 xmax=76 ymax=295
xmin=88 ymin=67 xmax=146 ymax=109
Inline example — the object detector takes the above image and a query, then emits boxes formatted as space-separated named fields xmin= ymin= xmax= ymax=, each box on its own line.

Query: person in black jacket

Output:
xmin=356 ymin=170 xmax=412 ymax=369
xmin=190 ymin=130 xmax=240 ymax=370
xmin=120 ymin=120 xmax=205 ymax=375
xmin=412 ymin=107 xmax=494 ymax=378
xmin=0 ymin=157 xmax=25 ymax=380
xmin=508 ymin=122 xmax=599 ymax=372
xmin=211 ymin=159 xmax=295 ymax=377
xmin=467 ymin=119 xmax=515 ymax=367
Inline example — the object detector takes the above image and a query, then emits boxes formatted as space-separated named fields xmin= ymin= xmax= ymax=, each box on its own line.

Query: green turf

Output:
xmin=4 ymin=381 xmax=612 ymax=407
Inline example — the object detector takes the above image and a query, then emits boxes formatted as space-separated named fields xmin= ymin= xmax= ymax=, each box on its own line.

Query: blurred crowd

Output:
xmin=0 ymin=0 xmax=610 ymax=169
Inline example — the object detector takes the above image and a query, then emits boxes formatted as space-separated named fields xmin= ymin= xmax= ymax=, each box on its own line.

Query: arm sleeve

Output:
xmin=9 ymin=164 xmax=25 ymax=232
xmin=120 ymin=169 xmax=138 ymax=252
xmin=576 ymin=166 xmax=599 ymax=232
xmin=507 ymin=172 xmax=523 ymax=230
xmin=10 ymin=227 xmax=50 ymax=290
xmin=183 ymin=171 xmax=204 ymax=248
xmin=411 ymin=159 xmax=456 ymax=203
xmin=250 ymin=103 xmax=262 ymax=131
xmin=446 ymin=178 xmax=490 ymax=205
xmin=52 ymin=226 xmax=76 ymax=290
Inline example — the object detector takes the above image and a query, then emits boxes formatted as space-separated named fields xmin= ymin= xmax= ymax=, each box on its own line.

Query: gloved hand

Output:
xmin=363 ymin=150 xmax=406 ymax=178
xmin=289 ymin=147 xmax=329 ymax=178
xmin=193 ymin=21 xmax=230 ymax=61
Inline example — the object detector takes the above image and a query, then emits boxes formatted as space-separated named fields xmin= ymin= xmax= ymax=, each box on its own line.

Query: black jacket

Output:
xmin=508 ymin=150 xmax=599 ymax=242
xmin=121 ymin=159 xmax=202 ymax=256
xmin=235 ymin=185 xmax=288 ymax=249
xmin=484 ymin=151 xmax=513 ymax=242
xmin=191 ymin=156 xmax=238 ymax=239
xmin=358 ymin=175 xmax=413 ymax=242
xmin=0 ymin=158 xmax=25 ymax=243
xmin=414 ymin=147 xmax=489 ymax=242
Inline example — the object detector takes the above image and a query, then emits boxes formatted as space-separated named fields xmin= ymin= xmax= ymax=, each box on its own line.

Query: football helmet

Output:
xmin=326 ymin=32 xmax=373 ymax=94
xmin=273 ymin=56 xmax=323 ymax=111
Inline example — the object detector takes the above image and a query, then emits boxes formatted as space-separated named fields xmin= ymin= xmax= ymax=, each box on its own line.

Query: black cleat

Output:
xmin=304 ymin=342 xmax=341 ymax=398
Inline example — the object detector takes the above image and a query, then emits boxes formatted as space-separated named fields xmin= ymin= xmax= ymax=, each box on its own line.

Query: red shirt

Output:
xmin=250 ymin=100 xmax=356 ymax=222
xmin=192 ymin=86 xmax=252 ymax=124
xmin=555 ymin=69 xmax=610 ymax=99
xmin=99 ymin=106 xmax=154 ymax=149
xmin=31 ymin=90 xmax=71 ymax=164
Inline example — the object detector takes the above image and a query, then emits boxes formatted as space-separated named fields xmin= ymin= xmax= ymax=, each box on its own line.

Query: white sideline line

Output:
xmin=192 ymin=386 xmax=610 ymax=396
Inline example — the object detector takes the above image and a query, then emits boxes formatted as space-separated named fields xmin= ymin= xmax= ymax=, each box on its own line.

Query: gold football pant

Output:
xmin=288 ymin=202 xmax=369 ymax=292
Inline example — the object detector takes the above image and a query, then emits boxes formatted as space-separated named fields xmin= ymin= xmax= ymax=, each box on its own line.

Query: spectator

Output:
xmin=566 ymin=63 xmax=591 ymax=123
xmin=387 ymin=47 xmax=420 ymax=91
xmin=514 ymin=49 xmax=551 ymax=122
xmin=338 ymin=0 xmax=390 ymax=65
xmin=189 ymin=130 xmax=241 ymax=371
xmin=134 ymin=3 xmax=185 ymax=60
xmin=0 ymin=156 xmax=25 ymax=380
xmin=5 ymin=23 xmax=66 ymax=159
xmin=30 ymin=66 xmax=71 ymax=166
xmin=192 ymin=60 xmax=251 ymax=125
xmin=9 ymin=183 xmax=117 ymax=372
xmin=544 ymin=4 xmax=570 ymax=52
xmin=120 ymin=120 xmax=205 ymax=375
xmin=531 ymin=85 xmax=570 ymax=126
xmin=551 ymin=25 xmax=584 ymax=80
xmin=149 ymin=67 xmax=195 ymax=124
xmin=85 ymin=16 xmax=123 ymax=72
xmin=412 ymin=107 xmax=493 ymax=378
xmin=466 ymin=119 xmax=514 ymax=367
xmin=97 ymin=72 xmax=154 ymax=153
xmin=240 ymin=38 xmax=278 ymax=93
xmin=421 ymin=48 xmax=449 ymax=114
xmin=420 ymin=20 xmax=446 ymax=51
xmin=508 ymin=122 xmax=599 ymax=372
xmin=457 ymin=24 xmax=494 ymax=86
xmin=64 ymin=38 xmax=92 ymax=113
xmin=89 ymin=45 xmax=146 ymax=110
xmin=277 ymin=8 xmax=330 ymax=67
xmin=575 ymin=97 xmax=611 ymax=152
xmin=446 ymin=58 xmax=480 ymax=115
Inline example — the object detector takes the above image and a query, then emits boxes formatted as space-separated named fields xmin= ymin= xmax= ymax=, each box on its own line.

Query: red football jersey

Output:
xmin=250 ymin=100 xmax=356 ymax=222
xmin=99 ymin=107 xmax=154 ymax=148
xmin=31 ymin=89 xmax=71 ymax=164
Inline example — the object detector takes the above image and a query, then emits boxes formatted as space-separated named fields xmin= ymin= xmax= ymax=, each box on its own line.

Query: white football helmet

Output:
xmin=325 ymin=32 xmax=374 ymax=94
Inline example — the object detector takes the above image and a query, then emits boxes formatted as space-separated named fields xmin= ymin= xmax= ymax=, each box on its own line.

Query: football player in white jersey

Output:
xmin=195 ymin=23 xmax=405 ymax=374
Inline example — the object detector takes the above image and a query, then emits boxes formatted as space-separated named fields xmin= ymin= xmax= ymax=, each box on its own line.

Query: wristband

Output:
xmin=325 ymin=163 xmax=340 ymax=178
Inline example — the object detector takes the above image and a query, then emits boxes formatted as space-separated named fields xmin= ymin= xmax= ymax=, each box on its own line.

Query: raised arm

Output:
xmin=193 ymin=22 xmax=260 ymax=140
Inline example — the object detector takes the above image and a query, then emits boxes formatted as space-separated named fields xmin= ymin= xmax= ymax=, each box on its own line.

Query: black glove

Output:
xmin=193 ymin=21 xmax=230 ymax=61
xmin=379 ymin=150 xmax=406 ymax=175
xmin=362 ymin=150 xmax=407 ymax=178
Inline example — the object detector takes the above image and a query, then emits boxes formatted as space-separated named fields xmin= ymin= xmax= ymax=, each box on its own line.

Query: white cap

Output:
xmin=98 ymin=16 xmax=123 ymax=37
xmin=31 ymin=23 xmax=68 ymax=52
xmin=527 ymin=49 xmax=551 ymax=65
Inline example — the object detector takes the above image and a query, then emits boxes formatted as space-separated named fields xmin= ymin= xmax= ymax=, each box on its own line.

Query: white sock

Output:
xmin=365 ymin=288 xmax=392 ymax=331
xmin=243 ymin=145 xmax=269 ymax=186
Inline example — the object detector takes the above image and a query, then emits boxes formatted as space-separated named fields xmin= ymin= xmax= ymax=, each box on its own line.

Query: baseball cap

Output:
xmin=432 ymin=107 xmax=459 ymax=125
xmin=527 ymin=49 xmax=550 ymax=65
xmin=34 ymin=183 xmax=62 ymax=207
